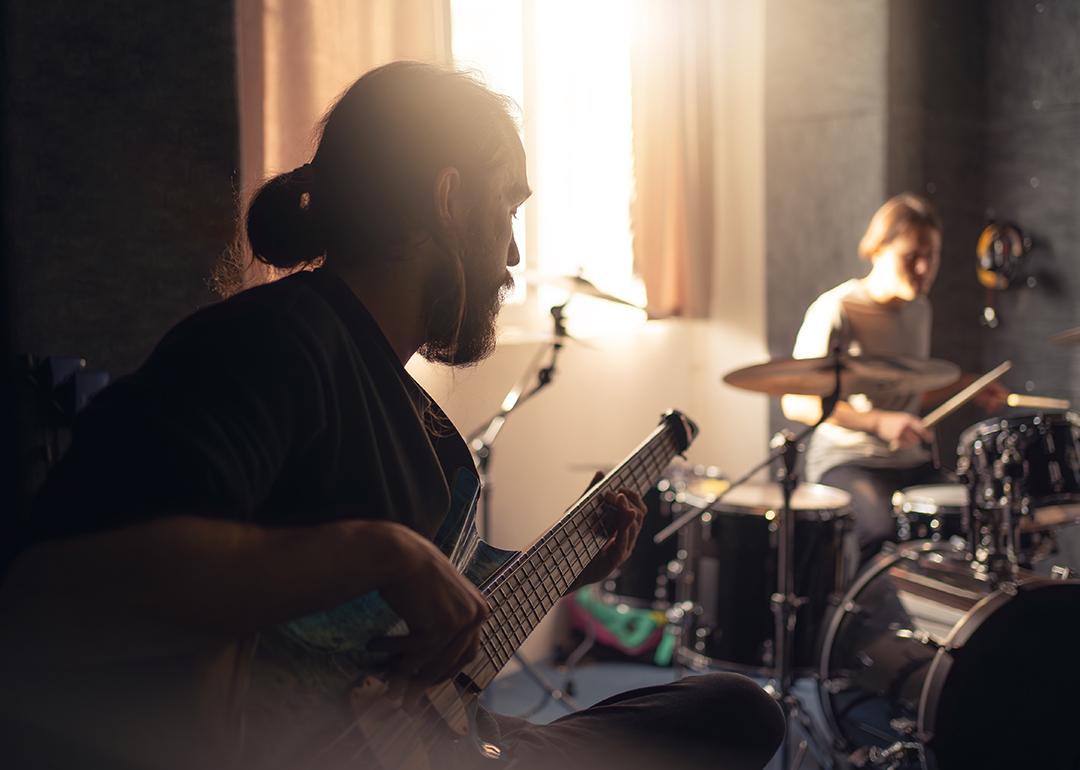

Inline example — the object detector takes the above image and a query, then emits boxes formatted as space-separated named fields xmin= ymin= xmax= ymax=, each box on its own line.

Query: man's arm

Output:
xmin=1 ymin=516 xmax=489 ymax=683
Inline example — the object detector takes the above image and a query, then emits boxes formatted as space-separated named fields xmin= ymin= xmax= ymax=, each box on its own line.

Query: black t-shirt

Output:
xmin=29 ymin=268 xmax=476 ymax=546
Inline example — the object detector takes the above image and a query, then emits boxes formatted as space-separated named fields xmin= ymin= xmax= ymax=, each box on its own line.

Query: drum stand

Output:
xmin=468 ymin=302 xmax=581 ymax=714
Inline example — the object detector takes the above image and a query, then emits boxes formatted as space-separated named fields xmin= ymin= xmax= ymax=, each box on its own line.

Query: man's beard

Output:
xmin=419 ymin=249 xmax=514 ymax=367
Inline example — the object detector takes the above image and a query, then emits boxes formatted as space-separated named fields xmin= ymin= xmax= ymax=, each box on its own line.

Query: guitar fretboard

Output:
xmin=464 ymin=422 xmax=683 ymax=687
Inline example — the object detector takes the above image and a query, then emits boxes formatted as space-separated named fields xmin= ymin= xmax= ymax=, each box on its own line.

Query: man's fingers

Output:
xmin=414 ymin=625 xmax=481 ymax=684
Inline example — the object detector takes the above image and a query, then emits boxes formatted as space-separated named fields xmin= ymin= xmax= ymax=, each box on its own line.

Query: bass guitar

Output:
xmin=249 ymin=409 xmax=698 ymax=769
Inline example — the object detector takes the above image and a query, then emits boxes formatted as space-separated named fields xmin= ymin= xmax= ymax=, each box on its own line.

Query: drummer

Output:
xmin=781 ymin=193 xmax=1008 ymax=565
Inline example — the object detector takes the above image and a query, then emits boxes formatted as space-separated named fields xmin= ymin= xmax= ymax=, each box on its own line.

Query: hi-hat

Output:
xmin=723 ymin=354 xmax=961 ymax=398
xmin=1050 ymin=327 xmax=1080 ymax=346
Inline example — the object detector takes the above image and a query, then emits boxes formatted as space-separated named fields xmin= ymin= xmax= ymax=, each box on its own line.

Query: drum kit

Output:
xmin=488 ymin=275 xmax=1080 ymax=767
xmin=593 ymin=345 xmax=1080 ymax=770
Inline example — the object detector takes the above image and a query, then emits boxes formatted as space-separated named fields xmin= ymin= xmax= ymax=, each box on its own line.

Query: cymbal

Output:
xmin=519 ymin=270 xmax=645 ymax=310
xmin=722 ymin=355 xmax=961 ymax=398
xmin=1050 ymin=327 xmax=1080 ymax=346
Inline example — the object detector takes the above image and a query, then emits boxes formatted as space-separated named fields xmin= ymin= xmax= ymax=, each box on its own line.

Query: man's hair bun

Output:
xmin=246 ymin=164 xmax=326 ymax=269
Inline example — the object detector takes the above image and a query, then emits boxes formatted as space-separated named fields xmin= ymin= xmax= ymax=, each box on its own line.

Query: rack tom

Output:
xmin=957 ymin=411 xmax=1080 ymax=530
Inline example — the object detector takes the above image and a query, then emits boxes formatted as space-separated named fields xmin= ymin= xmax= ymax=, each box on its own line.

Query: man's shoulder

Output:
xmin=157 ymin=272 xmax=352 ymax=361
xmin=810 ymin=279 xmax=863 ymax=310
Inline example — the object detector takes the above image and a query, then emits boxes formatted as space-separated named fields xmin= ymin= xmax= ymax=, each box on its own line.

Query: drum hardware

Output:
xmin=849 ymin=740 xmax=927 ymax=770
xmin=1050 ymin=564 xmax=1075 ymax=579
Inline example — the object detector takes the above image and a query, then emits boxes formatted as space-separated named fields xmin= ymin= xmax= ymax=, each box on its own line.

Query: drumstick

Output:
xmin=1006 ymin=393 xmax=1071 ymax=410
xmin=922 ymin=360 xmax=1012 ymax=428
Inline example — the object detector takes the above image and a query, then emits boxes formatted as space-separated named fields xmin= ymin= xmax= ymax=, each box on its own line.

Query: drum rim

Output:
xmin=817 ymin=540 xmax=953 ymax=752
xmin=702 ymin=482 xmax=853 ymax=518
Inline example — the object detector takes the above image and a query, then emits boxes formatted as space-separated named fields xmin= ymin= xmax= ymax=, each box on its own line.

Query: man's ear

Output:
xmin=433 ymin=166 xmax=465 ymax=240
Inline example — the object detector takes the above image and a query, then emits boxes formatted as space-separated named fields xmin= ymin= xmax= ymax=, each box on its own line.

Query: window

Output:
xmin=452 ymin=0 xmax=646 ymax=335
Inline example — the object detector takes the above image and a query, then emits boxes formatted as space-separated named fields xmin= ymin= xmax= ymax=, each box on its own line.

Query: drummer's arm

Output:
xmin=782 ymin=395 xmax=878 ymax=432
xmin=782 ymin=395 xmax=930 ymax=448
xmin=919 ymin=375 xmax=1009 ymax=413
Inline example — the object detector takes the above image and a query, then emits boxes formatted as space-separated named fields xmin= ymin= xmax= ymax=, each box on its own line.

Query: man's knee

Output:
xmin=678 ymin=673 xmax=785 ymax=761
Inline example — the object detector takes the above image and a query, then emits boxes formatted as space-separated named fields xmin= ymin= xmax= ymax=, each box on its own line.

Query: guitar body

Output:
xmin=244 ymin=411 xmax=697 ymax=770
xmin=246 ymin=471 xmax=515 ymax=770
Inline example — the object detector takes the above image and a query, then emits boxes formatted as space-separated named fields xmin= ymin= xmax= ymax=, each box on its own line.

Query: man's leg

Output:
xmin=819 ymin=464 xmax=901 ymax=566
xmin=482 ymin=673 xmax=784 ymax=770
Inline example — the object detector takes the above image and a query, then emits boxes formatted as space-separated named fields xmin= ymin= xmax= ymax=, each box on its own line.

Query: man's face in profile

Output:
xmin=422 ymin=136 xmax=529 ymax=366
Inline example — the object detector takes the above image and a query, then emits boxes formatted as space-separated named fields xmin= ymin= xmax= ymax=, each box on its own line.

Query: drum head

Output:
xmin=717 ymin=482 xmax=851 ymax=516
xmin=928 ymin=582 xmax=1080 ymax=768
xmin=683 ymin=475 xmax=731 ymax=501
xmin=893 ymin=483 xmax=968 ymax=515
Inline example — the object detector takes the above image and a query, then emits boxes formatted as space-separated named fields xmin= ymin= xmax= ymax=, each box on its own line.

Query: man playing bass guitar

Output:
xmin=1 ymin=63 xmax=783 ymax=770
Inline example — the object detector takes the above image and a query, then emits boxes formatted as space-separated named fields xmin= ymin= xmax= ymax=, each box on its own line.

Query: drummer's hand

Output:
xmin=874 ymin=410 xmax=933 ymax=449
xmin=567 ymin=472 xmax=647 ymax=593
xmin=973 ymin=380 xmax=1009 ymax=413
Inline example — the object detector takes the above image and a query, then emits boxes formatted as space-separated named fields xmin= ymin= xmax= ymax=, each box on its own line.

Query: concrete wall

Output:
xmin=4 ymin=0 xmax=239 ymax=377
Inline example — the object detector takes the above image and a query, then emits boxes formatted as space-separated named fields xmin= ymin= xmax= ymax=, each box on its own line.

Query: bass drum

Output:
xmin=819 ymin=541 xmax=1080 ymax=769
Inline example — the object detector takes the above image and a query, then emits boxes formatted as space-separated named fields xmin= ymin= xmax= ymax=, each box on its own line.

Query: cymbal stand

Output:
xmin=768 ymin=359 xmax=842 ymax=770
xmin=653 ymin=354 xmax=843 ymax=769
xmin=466 ymin=303 xmax=580 ymax=713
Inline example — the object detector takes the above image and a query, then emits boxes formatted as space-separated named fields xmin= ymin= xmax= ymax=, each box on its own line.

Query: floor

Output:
xmin=481 ymin=659 xmax=833 ymax=770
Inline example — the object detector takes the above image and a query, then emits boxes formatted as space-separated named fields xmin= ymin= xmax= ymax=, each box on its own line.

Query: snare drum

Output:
xmin=676 ymin=482 xmax=852 ymax=674
xmin=892 ymin=484 xmax=967 ymax=542
xmin=958 ymin=411 xmax=1080 ymax=529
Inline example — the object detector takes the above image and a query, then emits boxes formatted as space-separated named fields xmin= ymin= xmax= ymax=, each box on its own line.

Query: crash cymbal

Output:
xmin=519 ymin=270 xmax=645 ymax=310
xmin=722 ymin=355 xmax=961 ymax=398
xmin=1050 ymin=327 xmax=1080 ymax=346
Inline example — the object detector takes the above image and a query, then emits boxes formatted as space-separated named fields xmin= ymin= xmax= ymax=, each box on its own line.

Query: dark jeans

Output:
xmin=461 ymin=673 xmax=785 ymax=770
xmin=820 ymin=461 xmax=950 ymax=565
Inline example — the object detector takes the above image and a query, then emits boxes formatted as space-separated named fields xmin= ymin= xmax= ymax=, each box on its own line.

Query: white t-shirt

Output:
xmin=792 ymin=279 xmax=932 ymax=481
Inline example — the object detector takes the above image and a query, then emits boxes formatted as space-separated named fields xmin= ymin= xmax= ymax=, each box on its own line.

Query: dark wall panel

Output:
xmin=4 ymin=0 xmax=239 ymax=377
xmin=764 ymin=0 xmax=888 ymax=437
xmin=979 ymin=0 xmax=1080 ymax=412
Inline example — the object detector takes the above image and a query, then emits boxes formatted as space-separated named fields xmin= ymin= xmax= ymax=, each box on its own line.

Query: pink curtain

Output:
xmin=630 ymin=0 xmax=715 ymax=319
xmin=234 ymin=0 xmax=452 ymax=286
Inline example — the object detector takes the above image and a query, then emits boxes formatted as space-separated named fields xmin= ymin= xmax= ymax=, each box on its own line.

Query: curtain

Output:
xmin=234 ymin=0 xmax=452 ymax=286
xmin=630 ymin=0 xmax=715 ymax=319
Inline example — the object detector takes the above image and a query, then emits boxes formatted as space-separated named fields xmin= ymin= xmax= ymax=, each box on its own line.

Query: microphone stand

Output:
xmin=466 ymin=302 xmax=581 ymax=714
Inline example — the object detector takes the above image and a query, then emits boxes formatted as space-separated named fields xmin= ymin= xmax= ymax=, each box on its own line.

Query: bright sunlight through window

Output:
xmin=451 ymin=0 xmax=647 ymax=338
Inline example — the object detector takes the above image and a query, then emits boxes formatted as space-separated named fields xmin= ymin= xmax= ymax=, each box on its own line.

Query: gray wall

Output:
xmin=765 ymin=0 xmax=1080 ymax=464
xmin=4 ymin=0 xmax=240 ymax=378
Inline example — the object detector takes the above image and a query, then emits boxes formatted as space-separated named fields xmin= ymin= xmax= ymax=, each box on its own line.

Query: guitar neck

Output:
xmin=464 ymin=411 xmax=696 ymax=688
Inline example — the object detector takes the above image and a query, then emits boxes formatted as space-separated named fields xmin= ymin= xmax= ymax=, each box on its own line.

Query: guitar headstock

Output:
xmin=660 ymin=410 xmax=699 ymax=453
